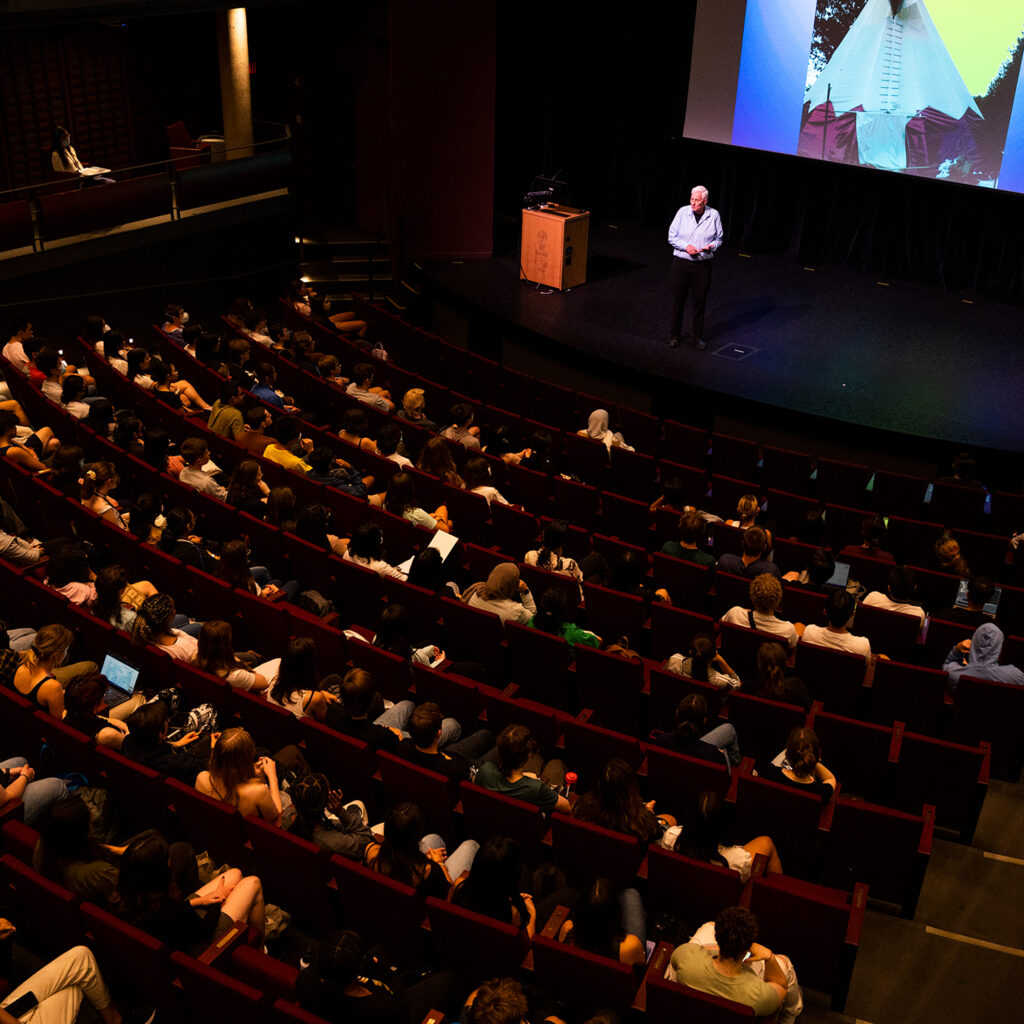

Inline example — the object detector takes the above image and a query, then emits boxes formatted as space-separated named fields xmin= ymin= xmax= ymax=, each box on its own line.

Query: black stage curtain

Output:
xmin=496 ymin=3 xmax=1024 ymax=303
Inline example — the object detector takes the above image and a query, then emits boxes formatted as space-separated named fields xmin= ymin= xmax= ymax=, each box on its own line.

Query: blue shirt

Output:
xmin=251 ymin=383 xmax=284 ymax=408
xmin=668 ymin=206 xmax=723 ymax=261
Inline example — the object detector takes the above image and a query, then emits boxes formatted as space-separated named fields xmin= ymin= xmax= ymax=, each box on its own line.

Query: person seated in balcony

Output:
xmin=290 ymin=773 xmax=373 ymax=861
xmin=717 ymin=525 xmax=780 ymax=580
xmin=338 ymin=406 xmax=379 ymax=453
xmin=662 ymin=790 xmax=782 ymax=880
xmin=462 ymin=563 xmax=535 ymax=625
xmin=61 ymin=674 xmax=130 ymax=750
xmin=783 ymin=546 xmax=836 ymax=587
xmin=943 ymin=622 xmax=1024 ymax=691
xmin=1 ymin=754 xmax=67 ymax=826
xmin=160 ymin=303 xmax=189 ymax=338
xmin=800 ymin=588 xmax=872 ymax=660
xmin=579 ymin=408 xmax=633 ymax=451
xmin=13 ymin=623 xmax=98 ymax=718
xmin=463 ymin=457 xmax=510 ymax=507
xmin=670 ymin=906 xmax=801 ymax=1024
xmin=149 ymin=358 xmax=211 ymax=412
xmin=663 ymin=632 xmax=740 ymax=690
xmin=263 ymin=416 xmax=314 ymax=474
xmin=862 ymin=565 xmax=926 ymax=628
xmin=557 ymin=877 xmax=648 ymax=969
xmin=375 ymin=422 xmax=412 ymax=468
xmin=195 ymin=727 xmax=290 ymax=828
xmin=131 ymin=594 xmax=199 ymax=663
xmin=838 ymin=514 xmax=894 ymax=562
xmin=720 ymin=573 xmax=800 ymax=649
xmin=396 ymin=701 xmax=496 ymax=782
xmin=225 ymin=459 xmax=269 ymax=515
xmin=662 ymin=509 xmax=716 ymax=566
xmin=346 ymin=363 xmax=394 ymax=414
xmin=118 ymin=832 xmax=265 ymax=953
xmin=415 ymin=435 xmax=464 ymax=487
xmin=527 ymin=587 xmax=600 ymax=651
xmin=0 ymin=409 xmax=59 ymax=472
xmin=755 ymin=641 xmax=811 ymax=711
xmin=196 ymin=620 xmax=274 ymax=693
xmin=242 ymin=308 xmax=272 ymax=347
xmin=931 ymin=574 xmax=997 ymax=629
xmin=59 ymin=374 xmax=90 ymax=419
xmin=397 ymin=387 xmax=438 ymax=432
xmin=2 ymin=316 xmax=33 ymax=372
xmin=238 ymin=405 xmax=276 ymax=456
xmin=761 ymin=726 xmax=837 ymax=802
xmin=251 ymin=362 xmax=297 ymax=412
xmin=306 ymin=446 xmax=371 ymax=498
xmin=380 ymin=471 xmax=450 ymax=531
xmin=441 ymin=402 xmax=481 ymax=450
xmin=343 ymin=521 xmax=405 ymax=579
xmin=572 ymin=757 xmax=673 ymax=842
xmin=122 ymin=700 xmax=214 ymax=786
xmin=50 ymin=124 xmax=114 ymax=185
xmin=364 ymin=801 xmax=478 ymax=898
xmin=932 ymin=531 xmax=970 ymax=577
xmin=178 ymin=439 xmax=227 ymax=500
xmin=474 ymin=724 xmax=570 ymax=815
xmin=81 ymin=461 xmax=130 ymax=528
xmin=651 ymin=694 xmax=741 ymax=770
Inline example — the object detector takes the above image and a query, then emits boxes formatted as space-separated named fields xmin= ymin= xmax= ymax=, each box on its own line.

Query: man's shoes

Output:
xmin=669 ymin=337 xmax=680 ymax=348
xmin=694 ymin=337 xmax=707 ymax=351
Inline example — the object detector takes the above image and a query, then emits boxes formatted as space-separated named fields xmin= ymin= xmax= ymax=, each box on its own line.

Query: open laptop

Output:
xmin=99 ymin=652 xmax=141 ymax=709
xmin=954 ymin=579 xmax=1001 ymax=618
xmin=825 ymin=560 xmax=851 ymax=589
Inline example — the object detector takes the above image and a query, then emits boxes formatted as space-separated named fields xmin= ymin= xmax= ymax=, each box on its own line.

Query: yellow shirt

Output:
xmin=262 ymin=443 xmax=311 ymax=474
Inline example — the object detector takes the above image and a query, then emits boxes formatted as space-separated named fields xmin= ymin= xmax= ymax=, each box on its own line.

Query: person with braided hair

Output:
xmin=131 ymin=594 xmax=198 ymax=662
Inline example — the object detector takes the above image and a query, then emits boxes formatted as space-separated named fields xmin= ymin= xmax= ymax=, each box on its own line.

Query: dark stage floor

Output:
xmin=420 ymin=221 xmax=1024 ymax=454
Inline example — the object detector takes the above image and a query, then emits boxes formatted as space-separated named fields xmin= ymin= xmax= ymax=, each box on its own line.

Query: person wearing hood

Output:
xmin=943 ymin=623 xmax=1024 ymax=692
xmin=462 ymin=563 xmax=536 ymax=625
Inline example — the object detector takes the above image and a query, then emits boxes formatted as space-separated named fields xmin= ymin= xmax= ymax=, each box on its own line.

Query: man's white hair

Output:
xmin=691 ymin=185 xmax=709 ymax=201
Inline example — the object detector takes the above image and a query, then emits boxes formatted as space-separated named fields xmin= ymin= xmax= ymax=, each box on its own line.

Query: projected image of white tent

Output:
xmin=799 ymin=0 xmax=983 ymax=175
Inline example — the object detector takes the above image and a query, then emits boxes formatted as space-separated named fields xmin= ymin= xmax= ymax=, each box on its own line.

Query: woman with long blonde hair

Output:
xmin=195 ymin=728 xmax=283 ymax=825
xmin=13 ymin=624 xmax=96 ymax=718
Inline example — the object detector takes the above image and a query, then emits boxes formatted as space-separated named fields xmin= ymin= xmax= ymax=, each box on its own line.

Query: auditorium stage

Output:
xmin=418 ymin=220 xmax=1024 ymax=457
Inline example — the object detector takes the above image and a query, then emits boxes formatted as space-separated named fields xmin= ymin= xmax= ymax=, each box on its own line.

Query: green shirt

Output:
xmin=525 ymin=618 xmax=600 ymax=650
xmin=208 ymin=401 xmax=244 ymax=439
xmin=661 ymin=541 xmax=715 ymax=567
xmin=475 ymin=762 xmax=558 ymax=814
xmin=670 ymin=943 xmax=779 ymax=1017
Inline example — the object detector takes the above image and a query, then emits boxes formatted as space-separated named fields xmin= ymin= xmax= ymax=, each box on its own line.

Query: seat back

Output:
xmin=171 ymin=951 xmax=269 ymax=1023
xmin=648 ymin=664 xmax=727 ymax=729
xmin=377 ymin=751 xmax=458 ymax=839
xmin=0 ymin=854 xmax=84 ymax=954
xmin=411 ymin=664 xmax=488 ymax=732
xmin=732 ymin=772 xmax=830 ymax=880
xmin=794 ymin=641 xmax=869 ymax=717
xmin=892 ymin=732 xmax=989 ymax=842
xmin=645 ymin=844 xmax=745 ymax=929
xmin=164 ymin=777 xmax=249 ymax=869
xmin=648 ymin=603 xmax=716 ymax=662
xmin=718 ymin=623 xmax=790 ymax=683
xmin=644 ymin=745 xmax=732 ymax=812
xmin=645 ymin=974 xmax=762 ymax=1024
xmin=560 ymin=716 xmax=644 ymax=793
xmin=479 ymin=688 xmax=565 ymax=754
xmin=530 ymin=933 xmax=639 ymax=1017
xmin=748 ymin=873 xmax=867 ymax=1011
xmin=582 ymin=582 xmax=648 ymax=648
xmin=244 ymin=815 xmax=334 ymax=933
xmin=724 ymin=692 xmax=806 ymax=766
xmin=439 ymin=597 xmax=507 ymax=682
xmin=849 ymin=602 xmax=921 ymax=662
xmin=505 ymin=621 xmax=575 ymax=711
xmin=347 ymin=641 xmax=413 ymax=703
xmin=953 ymin=674 xmax=1024 ymax=782
xmin=425 ymin=896 xmax=529 ymax=984
xmin=652 ymin=553 xmax=712 ymax=615
xmin=572 ymin=643 xmax=645 ymax=733
xmin=81 ymin=902 xmax=179 ymax=1016
xmin=808 ymin=710 xmax=896 ymax=805
xmin=823 ymin=799 xmax=932 ymax=917
xmin=298 ymin=720 xmax=378 ymax=818
xmin=458 ymin=781 xmax=548 ymax=858
xmin=869 ymin=659 xmax=948 ymax=735
xmin=327 ymin=854 xmax=425 ymax=965
xmin=549 ymin=813 xmax=645 ymax=889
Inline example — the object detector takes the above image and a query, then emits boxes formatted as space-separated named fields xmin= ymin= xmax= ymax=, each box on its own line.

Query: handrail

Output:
xmin=0 ymin=119 xmax=291 ymax=203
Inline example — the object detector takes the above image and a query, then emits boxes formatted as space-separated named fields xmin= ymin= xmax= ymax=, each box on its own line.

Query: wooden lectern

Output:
xmin=520 ymin=204 xmax=589 ymax=290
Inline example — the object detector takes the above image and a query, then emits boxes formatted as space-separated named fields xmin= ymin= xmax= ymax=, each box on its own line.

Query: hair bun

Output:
xmin=85 ymin=469 xmax=96 ymax=480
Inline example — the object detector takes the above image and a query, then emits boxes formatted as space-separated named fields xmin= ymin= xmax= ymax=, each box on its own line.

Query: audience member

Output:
xmin=717 ymin=526 xmax=780 ymax=579
xmin=720 ymin=573 xmax=800 ymax=649
xmin=862 ymin=566 xmax=926 ymax=628
xmin=800 ymin=588 xmax=872 ymax=659
xmin=944 ymin=622 xmax=1024 ymax=691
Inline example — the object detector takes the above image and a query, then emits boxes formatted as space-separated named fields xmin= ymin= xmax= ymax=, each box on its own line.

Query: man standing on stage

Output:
xmin=668 ymin=185 xmax=723 ymax=351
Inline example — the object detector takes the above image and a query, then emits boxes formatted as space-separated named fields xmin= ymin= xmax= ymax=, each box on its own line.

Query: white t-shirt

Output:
xmin=225 ymin=657 xmax=280 ymax=691
xmin=800 ymin=624 xmax=871 ymax=659
xmin=163 ymin=630 xmax=199 ymax=662
xmin=862 ymin=591 xmax=926 ymax=629
xmin=179 ymin=466 xmax=228 ymax=501
xmin=471 ymin=485 xmax=509 ymax=507
xmin=663 ymin=653 xmax=741 ymax=689
xmin=660 ymin=827 xmax=754 ymax=883
xmin=720 ymin=606 xmax=798 ymax=648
